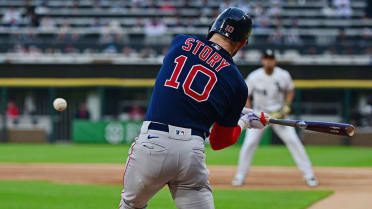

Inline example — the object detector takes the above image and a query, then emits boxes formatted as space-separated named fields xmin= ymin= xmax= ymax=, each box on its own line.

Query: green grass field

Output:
xmin=0 ymin=144 xmax=369 ymax=209
xmin=0 ymin=143 xmax=372 ymax=166
xmin=0 ymin=181 xmax=332 ymax=209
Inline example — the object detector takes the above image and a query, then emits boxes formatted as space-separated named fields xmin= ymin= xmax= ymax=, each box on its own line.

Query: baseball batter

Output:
xmin=232 ymin=50 xmax=318 ymax=187
xmin=119 ymin=8 xmax=270 ymax=209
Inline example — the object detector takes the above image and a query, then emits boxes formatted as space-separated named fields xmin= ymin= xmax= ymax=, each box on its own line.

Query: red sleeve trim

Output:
xmin=209 ymin=123 xmax=242 ymax=150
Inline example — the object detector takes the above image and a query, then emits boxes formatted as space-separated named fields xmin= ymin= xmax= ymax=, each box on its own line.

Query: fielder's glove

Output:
xmin=239 ymin=109 xmax=270 ymax=130
xmin=269 ymin=104 xmax=291 ymax=119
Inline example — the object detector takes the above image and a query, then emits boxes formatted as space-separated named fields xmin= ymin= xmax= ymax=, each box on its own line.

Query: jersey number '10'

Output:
xmin=164 ymin=55 xmax=217 ymax=102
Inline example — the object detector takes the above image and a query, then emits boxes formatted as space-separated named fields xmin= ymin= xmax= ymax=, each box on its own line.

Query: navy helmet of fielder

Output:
xmin=207 ymin=7 xmax=253 ymax=44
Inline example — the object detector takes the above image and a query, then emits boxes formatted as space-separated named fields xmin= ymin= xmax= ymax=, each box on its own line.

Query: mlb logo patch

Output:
xmin=176 ymin=130 xmax=185 ymax=136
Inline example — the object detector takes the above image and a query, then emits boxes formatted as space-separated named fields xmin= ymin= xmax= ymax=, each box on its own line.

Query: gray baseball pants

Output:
xmin=119 ymin=121 xmax=214 ymax=209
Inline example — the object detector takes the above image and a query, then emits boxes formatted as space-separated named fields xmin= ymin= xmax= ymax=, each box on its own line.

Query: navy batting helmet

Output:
xmin=207 ymin=7 xmax=253 ymax=44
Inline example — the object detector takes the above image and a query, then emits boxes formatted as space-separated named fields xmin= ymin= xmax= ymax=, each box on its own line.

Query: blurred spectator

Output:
xmin=114 ymin=33 xmax=126 ymax=43
xmin=144 ymin=0 xmax=158 ymax=9
xmin=10 ymin=32 xmax=37 ymax=44
xmin=122 ymin=46 xmax=135 ymax=58
xmin=144 ymin=18 xmax=167 ymax=37
xmin=57 ymin=20 xmax=71 ymax=41
xmin=131 ymin=0 xmax=145 ymax=10
xmin=40 ymin=16 xmax=56 ymax=31
xmin=129 ymin=104 xmax=144 ymax=121
xmin=333 ymin=0 xmax=352 ymax=18
xmin=254 ymin=13 xmax=270 ymax=31
xmin=7 ymin=101 xmax=20 ymax=122
xmin=140 ymin=46 xmax=156 ymax=58
xmin=322 ymin=2 xmax=337 ymax=17
xmin=271 ymin=0 xmax=282 ymax=5
xmin=73 ymin=0 xmax=79 ymax=9
xmin=28 ymin=45 xmax=42 ymax=55
xmin=45 ymin=48 xmax=62 ymax=54
xmin=172 ymin=16 xmax=185 ymax=28
xmin=160 ymin=0 xmax=175 ymax=12
xmin=160 ymin=45 xmax=169 ymax=57
xmin=12 ymin=44 xmax=26 ymax=54
xmin=183 ymin=0 xmax=191 ymax=8
xmin=185 ymin=17 xmax=197 ymax=29
xmin=358 ymin=95 xmax=372 ymax=126
xmin=100 ymin=33 xmax=114 ymax=44
xmin=306 ymin=47 xmax=318 ymax=55
xmin=237 ymin=0 xmax=252 ymax=13
xmin=199 ymin=0 xmax=212 ymax=23
xmin=212 ymin=8 xmax=220 ymax=19
xmin=219 ymin=0 xmax=235 ymax=12
xmin=35 ymin=2 xmax=49 ymax=14
xmin=336 ymin=28 xmax=349 ymax=47
xmin=367 ymin=47 xmax=372 ymax=55
xmin=103 ymin=45 xmax=118 ymax=54
xmin=267 ymin=2 xmax=282 ymax=17
xmin=26 ymin=6 xmax=40 ymax=27
xmin=107 ymin=20 xmax=123 ymax=33
xmin=325 ymin=45 xmax=338 ymax=55
xmin=285 ymin=20 xmax=303 ymax=45
xmin=268 ymin=28 xmax=284 ymax=45
xmin=65 ymin=45 xmax=80 ymax=54
xmin=133 ymin=18 xmax=144 ymax=31
xmin=359 ymin=27 xmax=372 ymax=47
xmin=254 ymin=3 xmax=265 ymax=16
xmin=285 ymin=33 xmax=303 ymax=46
xmin=24 ymin=93 xmax=37 ymax=124
xmin=91 ymin=18 xmax=103 ymax=28
xmin=76 ymin=103 xmax=91 ymax=120
xmin=110 ymin=0 xmax=125 ymax=11
xmin=2 ymin=8 xmax=22 ymax=26
xmin=144 ymin=18 xmax=167 ymax=43
xmin=93 ymin=0 xmax=102 ymax=10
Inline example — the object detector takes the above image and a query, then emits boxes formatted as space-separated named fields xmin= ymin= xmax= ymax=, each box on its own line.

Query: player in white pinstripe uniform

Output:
xmin=232 ymin=50 xmax=318 ymax=187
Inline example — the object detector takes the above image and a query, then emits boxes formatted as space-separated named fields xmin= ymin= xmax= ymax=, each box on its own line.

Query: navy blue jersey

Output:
xmin=145 ymin=35 xmax=248 ymax=134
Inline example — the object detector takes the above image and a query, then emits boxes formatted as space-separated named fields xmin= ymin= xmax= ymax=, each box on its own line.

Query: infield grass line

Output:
xmin=0 ymin=144 xmax=371 ymax=167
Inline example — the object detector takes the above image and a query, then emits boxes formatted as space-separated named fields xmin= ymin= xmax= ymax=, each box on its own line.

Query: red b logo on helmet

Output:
xmin=225 ymin=25 xmax=234 ymax=33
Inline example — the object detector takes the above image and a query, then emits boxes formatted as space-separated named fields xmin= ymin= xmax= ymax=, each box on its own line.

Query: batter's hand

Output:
xmin=239 ymin=111 xmax=270 ymax=130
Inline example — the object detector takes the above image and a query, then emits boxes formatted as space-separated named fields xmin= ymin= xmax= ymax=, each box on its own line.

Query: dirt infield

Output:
xmin=0 ymin=163 xmax=371 ymax=209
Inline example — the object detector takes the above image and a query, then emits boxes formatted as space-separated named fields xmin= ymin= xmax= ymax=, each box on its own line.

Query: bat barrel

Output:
xmin=305 ymin=121 xmax=355 ymax=137
xmin=269 ymin=119 xmax=355 ymax=137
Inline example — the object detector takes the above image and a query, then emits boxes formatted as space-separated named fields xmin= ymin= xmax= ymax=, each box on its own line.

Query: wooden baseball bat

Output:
xmin=268 ymin=119 xmax=355 ymax=137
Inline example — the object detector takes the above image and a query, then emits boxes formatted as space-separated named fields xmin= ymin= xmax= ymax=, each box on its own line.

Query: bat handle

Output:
xmin=269 ymin=118 xmax=306 ymax=128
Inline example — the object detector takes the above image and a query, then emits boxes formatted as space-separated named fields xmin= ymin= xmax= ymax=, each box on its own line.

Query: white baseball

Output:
xmin=53 ymin=98 xmax=67 ymax=111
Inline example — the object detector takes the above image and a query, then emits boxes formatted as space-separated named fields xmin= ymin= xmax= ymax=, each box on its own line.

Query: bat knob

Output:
xmin=346 ymin=125 xmax=355 ymax=137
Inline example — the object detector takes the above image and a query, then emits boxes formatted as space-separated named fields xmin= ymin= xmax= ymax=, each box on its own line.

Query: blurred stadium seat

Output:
xmin=0 ymin=0 xmax=370 ymax=64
